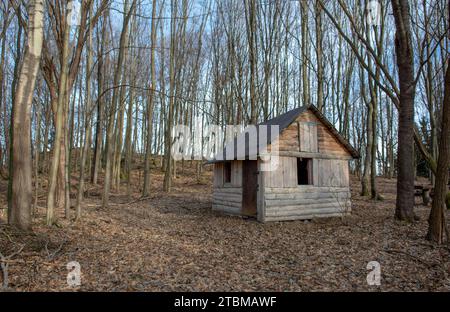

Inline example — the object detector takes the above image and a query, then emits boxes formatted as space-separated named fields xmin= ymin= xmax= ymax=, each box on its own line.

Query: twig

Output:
xmin=0 ymin=244 xmax=25 ymax=289
xmin=0 ymin=228 xmax=14 ymax=244
xmin=45 ymin=238 xmax=67 ymax=261
xmin=0 ymin=250 xmax=8 ymax=289
xmin=48 ymin=241 xmax=66 ymax=261
xmin=383 ymin=248 xmax=434 ymax=267
xmin=413 ymin=241 xmax=450 ymax=252
xmin=125 ymin=196 xmax=152 ymax=205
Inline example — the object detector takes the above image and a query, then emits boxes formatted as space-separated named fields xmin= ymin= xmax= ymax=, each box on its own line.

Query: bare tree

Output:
xmin=392 ymin=0 xmax=417 ymax=222
xmin=245 ymin=0 xmax=258 ymax=124
xmin=426 ymin=1 xmax=450 ymax=242
xmin=75 ymin=0 xmax=94 ymax=220
xmin=8 ymin=0 xmax=44 ymax=230
xmin=143 ymin=0 xmax=158 ymax=197
xmin=102 ymin=0 xmax=136 ymax=208
xmin=163 ymin=0 xmax=179 ymax=193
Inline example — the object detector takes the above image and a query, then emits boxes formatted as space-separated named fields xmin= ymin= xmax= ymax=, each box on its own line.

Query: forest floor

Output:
xmin=1 ymin=163 xmax=450 ymax=291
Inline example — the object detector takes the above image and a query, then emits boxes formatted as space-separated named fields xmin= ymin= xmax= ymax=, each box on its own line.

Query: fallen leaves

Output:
xmin=0 ymin=169 xmax=449 ymax=291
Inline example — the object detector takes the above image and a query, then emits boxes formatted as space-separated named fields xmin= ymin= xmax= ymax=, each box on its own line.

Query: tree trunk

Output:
xmin=360 ymin=66 xmax=372 ymax=197
xmin=361 ymin=103 xmax=373 ymax=197
xmin=91 ymin=10 xmax=108 ymax=185
xmin=426 ymin=7 xmax=450 ymax=243
xmin=300 ymin=0 xmax=309 ymax=106
xmin=7 ymin=16 xmax=23 ymax=221
xmin=75 ymin=1 xmax=94 ymax=220
xmin=245 ymin=0 xmax=257 ymax=124
xmin=143 ymin=0 xmax=158 ymax=197
xmin=9 ymin=0 xmax=44 ymax=230
xmin=392 ymin=0 xmax=416 ymax=222
xmin=315 ymin=0 xmax=324 ymax=112
xmin=102 ymin=0 xmax=135 ymax=208
xmin=47 ymin=1 xmax=71 ymax=225
xmin=163 ymin=1 xmax=179 ymax=193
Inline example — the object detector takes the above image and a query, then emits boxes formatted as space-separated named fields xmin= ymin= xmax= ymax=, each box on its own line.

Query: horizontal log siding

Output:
xmin=274 ymin=109 xmax=351 ymax=157
xmin=212 ymin=187 xmax=243 ymax=215
xmin=263 ymin=186 xmax=351 ymax=221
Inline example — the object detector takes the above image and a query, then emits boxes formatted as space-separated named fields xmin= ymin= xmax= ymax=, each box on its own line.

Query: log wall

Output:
xmin=275 ymin=109 xmax=351 ymax=157
xmin=212 ymin=161 xmax=243 ymax=215
xmin=261 ymin=156 xmax=351 ymax=221
xmin=263 ymin=186 xmax=352 ymax=221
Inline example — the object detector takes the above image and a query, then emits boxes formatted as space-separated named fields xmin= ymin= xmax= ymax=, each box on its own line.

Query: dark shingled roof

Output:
xmin=207 ymin=104 xmax=359 ymax=163
xmin=259 ymin=106 xmax=308 ymax=130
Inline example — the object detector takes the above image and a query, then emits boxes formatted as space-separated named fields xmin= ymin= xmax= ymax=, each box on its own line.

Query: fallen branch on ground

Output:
xmin=383 ymin=248 xmax=434 ymax=267
xmin=45 ymin=240 xmax=66 ymax=261
xmin=0 ymin=244 xmax=25 ymax=289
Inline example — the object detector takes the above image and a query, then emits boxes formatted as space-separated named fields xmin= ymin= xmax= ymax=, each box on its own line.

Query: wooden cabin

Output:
xmin=208 ymin=105 xmax=359 ymax=222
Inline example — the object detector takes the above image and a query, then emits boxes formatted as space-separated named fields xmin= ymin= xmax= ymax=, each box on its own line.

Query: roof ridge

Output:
xmin=207 ymin=104 xmax=359 ymax=163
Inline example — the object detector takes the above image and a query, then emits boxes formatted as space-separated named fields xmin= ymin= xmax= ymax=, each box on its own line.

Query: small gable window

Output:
xmin=297 ymin=158 xmax=313 ymax=185
xmin=298 ymin=122 xmax=318 ymax=153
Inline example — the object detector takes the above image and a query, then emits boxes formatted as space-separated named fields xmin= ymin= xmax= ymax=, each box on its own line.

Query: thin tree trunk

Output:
xmin=315 ymin=0 xmax=324 ymax=112
xmin=91 ymin=10 xmax=108 ymax=185
xmin=245 ymin=0 xmax=257 ymax=124
xmin=360 ymin=66 xmax=372 ymax=197
xmin=33 ymin=90 xmax=42 ymax=216
xmin=426 ymin=4 xmax=450 ymax=243
xmin=300 ymin=0 xmax=309 ymax=106
xmin=7 ymin=18 xmax=23 ymax=221
xmin=75 ymin=0 xmax=94 ymax=220
xmin=102 ymin=0 xmax=135 ymax=208
xmin=64 ymin=77 xmax=71 ymax=219
xmin=143 ymin=0 xmax=158 ymax=197
xmin=163 ymin=0 xmax=177 ymax=192
xmin=47 ymin=1 xmax=71 ymax=225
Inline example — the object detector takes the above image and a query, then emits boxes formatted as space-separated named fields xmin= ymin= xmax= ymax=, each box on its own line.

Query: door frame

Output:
xmin=242 ymin=160 xmax=258 ymax=217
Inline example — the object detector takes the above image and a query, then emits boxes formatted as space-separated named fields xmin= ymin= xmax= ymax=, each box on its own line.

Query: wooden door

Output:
xmin=242 ymin=160 xmax=258 ymax=217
